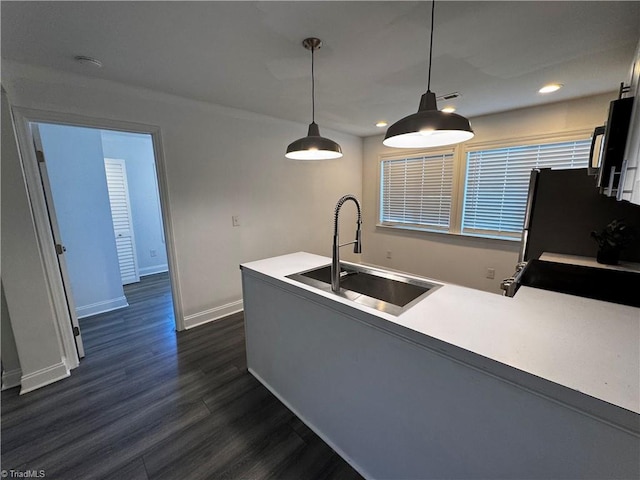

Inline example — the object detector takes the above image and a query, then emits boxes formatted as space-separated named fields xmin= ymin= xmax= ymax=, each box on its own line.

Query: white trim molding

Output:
xmin=184 ymin=300 xmax=244 ymax=330
xmin=76 ymin=296 xmax=128 ymax=319
xmin=20 ymin=362 xmax=69 ymax=395
xmin=2 ymin=368 xmax=23 ymax=391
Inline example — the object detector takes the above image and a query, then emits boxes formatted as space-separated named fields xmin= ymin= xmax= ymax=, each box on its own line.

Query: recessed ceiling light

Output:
xmin=376 ymin=121 xmax=388 ymax=128
xmin=74 ymin=55 xmax=103 ymax=68
xmin=441 ymin=106 xmax=456 ymax=113
xmin=539 ymin=83 xmax=563 ymax=94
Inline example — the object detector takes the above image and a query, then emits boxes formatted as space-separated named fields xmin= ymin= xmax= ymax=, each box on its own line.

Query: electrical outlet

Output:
xmin=150 ymin=249 xmax=157 ymax=257
xmin=386 ymin=250 xmax=392 ymax=259
xmin=486 ymin=268 xmax=495 ymax=279
xmin=232 ymin=215 xmax=240 ymax=227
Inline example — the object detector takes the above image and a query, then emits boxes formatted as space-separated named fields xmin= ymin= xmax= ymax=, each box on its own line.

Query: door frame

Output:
xmin=10 ymin=107 xmax=186 ymax=369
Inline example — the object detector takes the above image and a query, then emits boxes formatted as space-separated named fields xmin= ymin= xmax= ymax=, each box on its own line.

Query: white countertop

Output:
xmin=241 ymin=252 xmax=640 ymax=419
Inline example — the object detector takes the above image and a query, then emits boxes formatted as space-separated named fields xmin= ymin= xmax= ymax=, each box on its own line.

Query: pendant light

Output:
xmin=286 ymin=38 xmax=343 ymax=160
xmin=384 ymin=0 xmax=474 ymax=148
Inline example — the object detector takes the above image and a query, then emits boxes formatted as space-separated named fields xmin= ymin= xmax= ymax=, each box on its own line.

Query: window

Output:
xmin=378 ymin=135 xmax=591 ymax=240
xmin=380 ymin=152 xmax=454 ymax=231
xmin=462 ymin=139 xmax=591 ymax=238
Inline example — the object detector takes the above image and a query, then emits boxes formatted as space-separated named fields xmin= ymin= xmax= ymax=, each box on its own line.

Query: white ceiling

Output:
xmin=2 ymin=1 xmax=639 ymax=137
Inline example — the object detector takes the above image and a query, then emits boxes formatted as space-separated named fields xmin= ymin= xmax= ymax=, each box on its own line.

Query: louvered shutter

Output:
xmin=104 ymin=158 xmax=140 ymax=285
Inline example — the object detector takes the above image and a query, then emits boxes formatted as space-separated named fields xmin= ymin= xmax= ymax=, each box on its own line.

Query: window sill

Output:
xmin=376 ymin=223 xmax=521 ymax=243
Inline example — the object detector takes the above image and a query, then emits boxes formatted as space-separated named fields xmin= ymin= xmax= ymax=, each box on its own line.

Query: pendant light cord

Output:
xmin=427 ymin=0 xmax=435 ymax=92
xmin=311 ymin=45 xmax=316 ymax=123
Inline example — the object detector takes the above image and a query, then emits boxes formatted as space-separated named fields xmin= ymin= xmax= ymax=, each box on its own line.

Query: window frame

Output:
xmin=376 ymin=129 xmax=593 ymax=241
xmin=377 ymin=146 xmax=463 ymax=234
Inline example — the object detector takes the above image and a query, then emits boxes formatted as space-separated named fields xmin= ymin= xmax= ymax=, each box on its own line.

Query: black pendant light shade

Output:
xmin=286 ymin=122 xmax=342 ymax=160
xmin=383 ymin=91 xmax=474 ymax=148
xmin=286 ymin=37 xmax=343 ymax=160
xmin=384 ymin=0 xmax=474 ymax=149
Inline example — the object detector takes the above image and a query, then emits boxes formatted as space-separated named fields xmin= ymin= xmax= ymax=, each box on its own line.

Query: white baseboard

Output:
xmin=184 ymin=300 xmax=243 ymax=330
xmin=139 ymin=264 xmax=169 ymax=277
xmin=2 ymin=368 xmax=22 ymax=390
xmin=20 ymin=362 xmax=69 ymax=394
xmin=76 ymin=296 xmax=128 ymax=319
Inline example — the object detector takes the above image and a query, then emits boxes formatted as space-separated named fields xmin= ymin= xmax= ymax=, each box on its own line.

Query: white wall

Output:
xmin=100 ymin=130 xmax=169 ymax=277
xmin=1 ymin=89 xmax=70 ymax=392
xmin=38 ymin=123 xmax=126 ymax=318
xmin=2 ymin=61 xmax=362 ymax=331
xmin=363 ymin=93 xmax=614 ymax=293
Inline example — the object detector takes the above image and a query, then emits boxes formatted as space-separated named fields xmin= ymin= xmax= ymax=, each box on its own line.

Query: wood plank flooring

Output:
xmin=1 ymin=273 xmax=364 ymax=480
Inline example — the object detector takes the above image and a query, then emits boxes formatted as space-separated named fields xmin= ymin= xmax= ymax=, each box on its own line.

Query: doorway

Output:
xmin=33 ymin=122 xmax=173 ymax=357
xmin=11 ymin=107 xmax=183 ymax=367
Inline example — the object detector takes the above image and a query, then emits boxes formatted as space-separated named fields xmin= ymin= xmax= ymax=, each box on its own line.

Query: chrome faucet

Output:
xmin=332 ymin=194 xmax=362 ymax=292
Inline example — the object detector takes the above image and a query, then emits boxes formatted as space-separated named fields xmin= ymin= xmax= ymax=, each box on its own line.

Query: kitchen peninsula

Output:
xmin=241 ymin=252 xmax=639 ymax=479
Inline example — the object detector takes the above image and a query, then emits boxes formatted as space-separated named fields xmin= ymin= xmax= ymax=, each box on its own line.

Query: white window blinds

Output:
xmin=462 ymin=139 xmax=591 ymax=238
xmin=380 ymin=153 xmax=454 ymax=230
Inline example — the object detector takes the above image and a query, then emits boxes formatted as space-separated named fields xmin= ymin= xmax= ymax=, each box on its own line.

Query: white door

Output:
xmin=31 ymin=125 xmax=86 ymax=358
xmin=104 ymin=158 xmax=140 ymax=285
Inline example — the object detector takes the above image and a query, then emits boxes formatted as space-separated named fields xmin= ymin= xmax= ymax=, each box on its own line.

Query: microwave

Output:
xmin=589 ymin=96 xmax=634 ymax=195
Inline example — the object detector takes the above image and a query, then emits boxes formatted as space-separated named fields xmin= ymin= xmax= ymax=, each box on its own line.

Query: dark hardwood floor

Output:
xmin=1 ymin=272 xmax=364 ymax=480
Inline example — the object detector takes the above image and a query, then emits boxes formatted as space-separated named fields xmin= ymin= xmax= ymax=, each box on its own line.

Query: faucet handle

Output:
xmin=354 ymin=228 xmax=362 ymax=254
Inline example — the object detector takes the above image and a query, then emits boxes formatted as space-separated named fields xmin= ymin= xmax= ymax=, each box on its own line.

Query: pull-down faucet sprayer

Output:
xmin=332 ymin=194 xmax=362 ymax=292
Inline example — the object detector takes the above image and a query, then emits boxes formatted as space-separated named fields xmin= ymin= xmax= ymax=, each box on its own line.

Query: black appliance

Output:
xmin=589 ymin=93 xmax=634 ymax=195
xmin=501 ymin=168 xmax=640 ymax=307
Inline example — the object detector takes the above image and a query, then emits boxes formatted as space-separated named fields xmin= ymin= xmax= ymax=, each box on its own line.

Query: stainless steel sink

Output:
xmin=286 ymin=263 xmax=442 ymax=315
